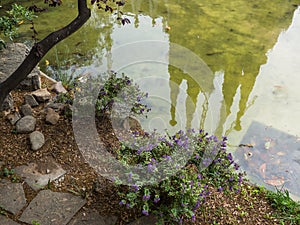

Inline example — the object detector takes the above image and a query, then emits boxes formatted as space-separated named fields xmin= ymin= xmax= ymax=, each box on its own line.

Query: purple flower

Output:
xmin=142 ymin=209 xmax=149 ymax=216
xmin=191 ymin=214 xmax=196 ymax=222
xmin=195 ymin=154 xmax=200 ymax=159
xmin=143 ymin=195 xmax=150 ymax=201
xmin=234 ymin=163 xmax=240 ymax=170
xmin=154 ymin=197 xmax=160 ymax=203
xmin=238 ymin=176 xmax=243 ymax=183
xmin=119 ymin=200 xmax=125 ymax=205
xmin=227 ymin=153 xmax=233 ymax=161
xmin=218 ymin=186 xmax=223 ymax=192
xmin=132 ymin=184 xmax=139 ymax=192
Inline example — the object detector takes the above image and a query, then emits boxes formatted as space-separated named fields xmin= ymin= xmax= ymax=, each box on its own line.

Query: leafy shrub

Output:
xmin=96 ymin=72 xmax=150 ymax=117
xmin=0 ymin=4 xmax=35 ymax=41
xmin=56 ymin=72 xmax=150 ymax=118
xmin=115 ymin=130 xmax=244 ymax=224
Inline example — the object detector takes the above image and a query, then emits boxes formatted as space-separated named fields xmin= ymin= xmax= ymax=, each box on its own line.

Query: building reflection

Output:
xmin=127 ymin=0 xmax=298 ymax=135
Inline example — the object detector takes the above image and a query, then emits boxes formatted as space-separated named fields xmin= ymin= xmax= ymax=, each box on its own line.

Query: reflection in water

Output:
xmin=18 ymin=0 xmax=298 ymax=136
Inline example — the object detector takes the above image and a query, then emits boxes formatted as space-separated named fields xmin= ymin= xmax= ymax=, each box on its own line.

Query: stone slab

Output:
xmin=0 ymin=215 xmax=20 ymax=225
xmin=15 ymin=159 xmax=66 ymax=191
xmin=128 ymin=215 xmax=159 ymax=225
xmin=67 ymin=209 xmax=117 ymax=225
xmin=19 ymin=190 xmax=86 ymax=225
xmin=0 ymin=180 xmax=26 ymax=215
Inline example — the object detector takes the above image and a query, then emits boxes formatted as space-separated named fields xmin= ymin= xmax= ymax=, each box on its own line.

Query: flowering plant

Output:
xmin=115 ymin=129 xmax=244 ymax=224
xmin=96 ymin=72 xmax=150 ymax=117
xmin=55 ymin=71 xmax=150 ymax=118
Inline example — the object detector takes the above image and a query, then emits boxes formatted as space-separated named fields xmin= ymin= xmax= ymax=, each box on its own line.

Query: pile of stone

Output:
xmin=0 ymin=43 xmax=68 ymax=151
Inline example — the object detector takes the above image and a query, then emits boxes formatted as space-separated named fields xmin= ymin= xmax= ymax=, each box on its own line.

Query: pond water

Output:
xmin=4 ymin=0 xmax=300 ymax=199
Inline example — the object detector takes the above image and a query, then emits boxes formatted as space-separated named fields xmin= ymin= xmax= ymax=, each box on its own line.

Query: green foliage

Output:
xmin=65 ymin=71 xmax=150 ymax=117
xmin=95 ymin=72 xmax=150 ymax=117
xmin=0 ymin=38 xmax=5 ymax=49
xmin=0 ymin=3 xmax=35 ymax=41
xmin=115 ymin=130 xmax=244 ymax=224
xmin=0 ymin=167 xmax=14 ymax=177
xmin=266 ymin=187 xmax=300 ymax=224
xmin=0 ymin=167 xmax=19 ymax=182
xmin=31 ymin=220 xmax=41 ymax=225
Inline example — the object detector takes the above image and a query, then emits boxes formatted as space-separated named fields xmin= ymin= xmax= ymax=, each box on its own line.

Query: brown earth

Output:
xmin=0 ymin=90 xmax=284 ymax=225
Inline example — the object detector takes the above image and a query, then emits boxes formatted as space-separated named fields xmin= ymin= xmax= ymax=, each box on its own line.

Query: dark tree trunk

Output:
xmin=0 ymin=0 xmax=91 ymax=109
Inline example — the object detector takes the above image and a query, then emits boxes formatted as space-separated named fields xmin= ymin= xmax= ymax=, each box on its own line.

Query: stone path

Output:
xmin=0 ymin=159 xmax=151 ymax=225
xmin=0 ymin=175 xmax=152 ymax=225
xmin=0 ymin=163 xmax=119 ymax=225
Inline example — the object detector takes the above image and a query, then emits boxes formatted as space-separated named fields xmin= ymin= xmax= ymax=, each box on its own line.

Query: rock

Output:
xmin=0 ymin=43 xmax=30 ymax=78
xmin=20 ymin=104 xmax=33 ymax=116
xmin=6 ymin=111 xmax=21 ymax=125
xmin=31 ymin=73 xmax=41 ymax=90
xmin=32 ymin=88 xmax=52 ymax=102
xmin=68 ymin=209 xmax=117 ymax=225
xmin=45 ymin=102 xmax=66 ymax=112
xmin=0 ymin=71 xmax=7 ymax=83
xmin=16 ymin=115 xmax=36 ymax=133
xmin=0 ymin=180 xmax=27 ymax=215
xmin=51 ymin=81 xmax=67 ymax=94
xmin=18 ymin=69 xmax=41 ymax=91
xmin=0 ymin=215 xmax=20 ymax=225
xmin=46 ymin=108 xmax=60 ymax=125
xmin=19 ymin=190 xmax=86 ymax=225
xmin=0 ymin=43 xmax=41 ymax=91
xmin=1 ymin=93 xmax=14 ymax=111
xmin=29 ymin=131 xmax=45 ymax=151
xmin=24 ymin=94 xmax=39 ymax=107
xmin=14 ymin=159 xmax=66 ymax=191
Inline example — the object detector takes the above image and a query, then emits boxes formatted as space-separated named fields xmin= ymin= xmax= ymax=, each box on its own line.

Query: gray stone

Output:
xmin=1 ymin=93 xmax=14 ymax=111
xmin=0 ymin=180 xmax=27 ymax=215
xmin=51 ymin=81 xmax=67 ymax=94
xmin=0 ymin=43 xmax=41 ymax=91
xmin=14 ymin=160 xmax=66 ymax=191
xmin=31 ymin=73 xmax=41 ymax=90
xmin=17 ymin=71 xmax=41 ymax=91
xmin=24 ymin=94 xmax=39 ymax=107
xmin=6 ymin=111 xmax=21 ymax=125
xmin=68 ymin=209 xmax=117 ymax=225
xmin=15 ymin=115 xmax=36 ymax=133
xmin=20 ymin=104 xmax=33 ymax=116
xmin=0 ymin=43 xmax=30 ymax=80
xmin=46 ymin=108 xmax=60 ymax=125
xmin=32 ymin=88 xmax=52 ymax=102
xmin=128 ymin=215 xmax=159 ymax=225
xmin=0 ymin=71 xmax=7 ymax=83
xmin=29 ymin=131 xmax=45 ymax=151
xmin=46 ymin=102 xmax=66 ymax=112
xmin=0 ymin=215 xmax=20 ymax=225
xmin=19 ymin=190 xmax=86 ymax=225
